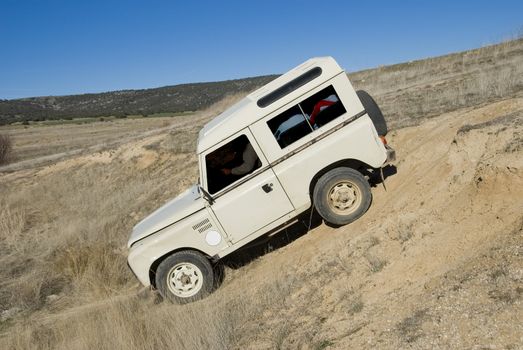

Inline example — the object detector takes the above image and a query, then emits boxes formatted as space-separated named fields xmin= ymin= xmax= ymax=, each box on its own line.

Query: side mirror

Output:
xmin=198 ymin=185 xmax=215 ymax=205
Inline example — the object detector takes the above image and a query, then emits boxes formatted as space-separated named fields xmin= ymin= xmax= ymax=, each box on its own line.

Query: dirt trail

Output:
xmin=0 ymin=112 xmax=210 ymax=174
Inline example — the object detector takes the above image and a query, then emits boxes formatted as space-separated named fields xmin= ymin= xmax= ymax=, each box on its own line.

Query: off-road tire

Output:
xmin=356 ymin=90 xmax=388 ymax=136
xmin=313 ymin=167 xmax=372 ymax=226
xmin=155 ymin=250 xmax=214 ymax=304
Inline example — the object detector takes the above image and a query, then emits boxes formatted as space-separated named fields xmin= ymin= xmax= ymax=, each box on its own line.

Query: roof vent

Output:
xmin=257 ymin=67 xmax=322 ymax=108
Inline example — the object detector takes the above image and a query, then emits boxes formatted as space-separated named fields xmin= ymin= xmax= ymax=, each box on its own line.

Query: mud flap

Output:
xmin=380 ymin=167 xmax=387 ymax=191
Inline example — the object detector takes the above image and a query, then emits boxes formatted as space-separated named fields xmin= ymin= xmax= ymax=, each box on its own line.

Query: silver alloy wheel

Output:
xmin=167 ymin=262 xmax=204 ymax=298
xmin=328 ymin=181 xmax=362 ymax=215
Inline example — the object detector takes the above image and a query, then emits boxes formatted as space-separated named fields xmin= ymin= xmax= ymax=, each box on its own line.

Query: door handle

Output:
xmin=262 ymin=183 xmax=273 ymax=193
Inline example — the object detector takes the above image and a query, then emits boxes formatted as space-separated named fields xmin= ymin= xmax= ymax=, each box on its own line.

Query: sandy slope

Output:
xmin=219 ymin=97 xmax=523 ymax=348
xmin=327 ymin=98 xmax=523 ymax=348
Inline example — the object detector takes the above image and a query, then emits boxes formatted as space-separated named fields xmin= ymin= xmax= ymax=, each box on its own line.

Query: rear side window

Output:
xmin=267 ymin=105 xmax=312 ymax=149
xmin=266 ymin=85 xmax=346 ymax=148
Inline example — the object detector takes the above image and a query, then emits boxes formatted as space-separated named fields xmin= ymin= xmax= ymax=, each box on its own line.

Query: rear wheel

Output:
xmin=155 ymin=250 xmax=214 ymax=304
xmin=313 ymin=167 xmax=372 ymax=226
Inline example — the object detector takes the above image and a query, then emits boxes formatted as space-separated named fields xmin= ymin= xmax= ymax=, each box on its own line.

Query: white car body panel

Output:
xmin=128 ymin=185 xmax=204 ymax=247
xmin=272 ymin=115 xmax=386 ymax=211
xmin=128 ymin=208 xmax=229 ymax=286
xmin=127 ymin=56 xmax=394 ymax=288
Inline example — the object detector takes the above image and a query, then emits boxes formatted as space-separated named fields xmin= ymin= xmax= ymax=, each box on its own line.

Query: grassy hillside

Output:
xmin=0 ymin=76 xmax=277 ymax=125
xmin=351 ymin=38 xmax=523 ymax=129
xmin=0 ymin=39 xmax=522 ymax=349
xmin=1 ymin=39 xmax=521 ymax=127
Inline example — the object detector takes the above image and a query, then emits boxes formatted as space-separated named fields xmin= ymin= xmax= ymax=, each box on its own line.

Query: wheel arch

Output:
xmin=149 ymin=247 xmax=213 ymax=288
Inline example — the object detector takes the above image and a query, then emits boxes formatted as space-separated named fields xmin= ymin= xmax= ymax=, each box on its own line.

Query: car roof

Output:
xmin=197 ymin=56 xmax=343 ymax=154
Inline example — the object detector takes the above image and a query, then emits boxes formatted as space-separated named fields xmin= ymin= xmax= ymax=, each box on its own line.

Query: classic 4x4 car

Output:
xmin=127 ymin=57 xmax=395 ymax=303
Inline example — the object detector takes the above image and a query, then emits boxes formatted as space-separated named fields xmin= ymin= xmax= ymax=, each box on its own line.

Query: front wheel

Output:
xmin=155 ymin=250 xmax=214 ymax=304
xmin=313 ymin=167 xmax=372 ymax=226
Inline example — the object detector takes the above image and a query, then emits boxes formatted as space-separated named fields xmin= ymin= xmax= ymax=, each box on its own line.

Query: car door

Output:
xmin=202 ymin=130 xmax=294 ymax=243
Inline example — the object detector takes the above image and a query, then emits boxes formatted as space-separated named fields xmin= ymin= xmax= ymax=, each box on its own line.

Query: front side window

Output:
xmin=266 ymin=85 xmax=347 ymax=148
xmin=205 ymin=135 xmax=261 ymax=194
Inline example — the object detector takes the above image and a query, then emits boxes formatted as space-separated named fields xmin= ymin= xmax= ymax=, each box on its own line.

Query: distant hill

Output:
xmin=0 ymin=76 xmax=278 ymax=125
xmin=1 ymin=38 xmax=521 ymax=126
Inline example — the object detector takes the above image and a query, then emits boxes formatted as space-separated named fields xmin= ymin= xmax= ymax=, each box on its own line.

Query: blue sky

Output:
xmin=1 ymin=0 xmax=521 ymax=99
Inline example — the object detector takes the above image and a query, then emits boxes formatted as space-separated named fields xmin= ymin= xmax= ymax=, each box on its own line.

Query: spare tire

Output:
xmin=356 ymin=90 xmax=388 ymax=136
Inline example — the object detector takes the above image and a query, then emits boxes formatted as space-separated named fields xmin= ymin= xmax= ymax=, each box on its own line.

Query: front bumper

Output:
xmin=128 ymin=245 xmax=153 ymax=287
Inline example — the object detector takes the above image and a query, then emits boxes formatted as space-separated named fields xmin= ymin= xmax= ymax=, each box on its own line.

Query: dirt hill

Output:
xmin=0 ymin=42 xmax=522 ymax=349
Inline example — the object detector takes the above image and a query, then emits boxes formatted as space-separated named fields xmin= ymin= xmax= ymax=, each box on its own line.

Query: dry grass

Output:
xmin=351 ymin=38 xmax=523 ymax=129
xmin=0 ymin=94 xmax=268 ymax=349
xmin=4 ymin=269 xmax=314 ymax=349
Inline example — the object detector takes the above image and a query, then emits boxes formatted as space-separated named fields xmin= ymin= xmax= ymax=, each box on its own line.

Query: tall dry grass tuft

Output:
xmin=0 ymin=204 xmax=26 ymax=252
xmin=0 ymin=133 xmax=12 ymax=165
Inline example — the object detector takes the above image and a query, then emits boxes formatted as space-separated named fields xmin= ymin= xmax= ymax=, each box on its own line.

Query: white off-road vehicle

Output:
xmin=127 ymin=57 xmax=395 ymax=303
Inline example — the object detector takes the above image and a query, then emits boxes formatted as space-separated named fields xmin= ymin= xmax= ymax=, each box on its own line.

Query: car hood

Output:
xmin=128 ymin=185 xmax=205 ymax=247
